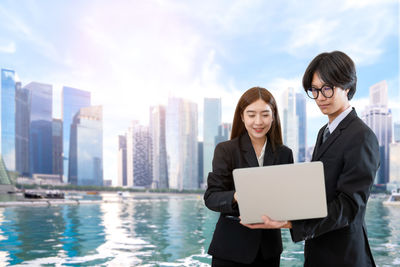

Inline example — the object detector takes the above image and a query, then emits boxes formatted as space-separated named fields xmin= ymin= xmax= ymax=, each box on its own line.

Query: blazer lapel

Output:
xmin=312 ymin=126 xmax=326 ymax=161
xmin=314 ymin=108 xmax=358 ymax=160
xmin=239 ymin=131 xmax=261 ymax=168
xmin=263 ymin=142 xmax=274 ymax=166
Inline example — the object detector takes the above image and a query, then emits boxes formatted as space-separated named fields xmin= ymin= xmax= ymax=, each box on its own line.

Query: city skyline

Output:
xmin=0 ymin=0 xmax=398 ymax=184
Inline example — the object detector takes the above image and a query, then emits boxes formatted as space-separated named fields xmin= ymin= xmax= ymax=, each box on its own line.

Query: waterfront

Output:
xmin=0 ymin=193 xmax=399 ymax=266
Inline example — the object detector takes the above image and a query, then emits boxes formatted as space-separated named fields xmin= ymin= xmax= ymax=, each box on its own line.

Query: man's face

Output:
xmin=312 ymin=72 xmax=350 ymax=122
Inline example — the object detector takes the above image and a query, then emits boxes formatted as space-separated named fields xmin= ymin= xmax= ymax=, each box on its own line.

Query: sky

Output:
xmin=0 ymin=0 xmax=399 ymax=185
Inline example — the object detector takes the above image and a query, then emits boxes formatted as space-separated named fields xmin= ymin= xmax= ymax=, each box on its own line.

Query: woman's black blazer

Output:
xmin=204 ymin=131 xmax=293 ymax=264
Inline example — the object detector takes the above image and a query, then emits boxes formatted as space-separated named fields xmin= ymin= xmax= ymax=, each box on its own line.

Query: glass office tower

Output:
xmin=203 ymin=98 xmax=221 ymax=188
xmin=1 ymin=69 xmax=16 ymax=171
xmin=52 ymin=119 xmax=63 ymax=181
xmin=117 ymin=135 xmax=127 ymax=187
xmin=24 ymin=82 xmax=53 ymax=175
xmin=149 ymin=105 xmax=168 ymax=189
xmin=62 ymin=87 xmax=91 ymax=182
xmin=296 ymin=93 xmax=307 ymax=162
xmin=362 ymin=81 xmax=392 ymax=184
xmin=69 ymin=106 xmax=103 ymax=186
xmin=15 ymin=82 xmax=30 ymax=176
xmin=166 ymin=97 xmax=198 ymax=190
xmin=282 ymin=87 xmax=298 ymax=162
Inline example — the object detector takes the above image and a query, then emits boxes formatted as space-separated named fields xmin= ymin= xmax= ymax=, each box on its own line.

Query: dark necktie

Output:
xmin=322 ymin=126 xmax=330 ymax=143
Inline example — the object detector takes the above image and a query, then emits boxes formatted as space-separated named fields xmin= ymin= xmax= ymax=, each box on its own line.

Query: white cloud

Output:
xmin=0 ymin=5 xmax=60 ymax=62
xmin=0 ymin=41 xmax=15 ymax=53
xmin=282 ymin=0 xmax=397 ymax=66
xmin=351 ymin=97 xmax=369 ymax=113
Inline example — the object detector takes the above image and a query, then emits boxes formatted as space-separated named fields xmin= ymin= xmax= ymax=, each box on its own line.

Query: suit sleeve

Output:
xmin=290 ymin=130 xmax=379 ymax=242
xmin=203 ymin=143 xmax=238 ymax=215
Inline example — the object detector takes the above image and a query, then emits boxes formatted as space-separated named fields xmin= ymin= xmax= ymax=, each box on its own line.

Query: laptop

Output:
xmin=232 ymin=161 xmax=327 ymax=224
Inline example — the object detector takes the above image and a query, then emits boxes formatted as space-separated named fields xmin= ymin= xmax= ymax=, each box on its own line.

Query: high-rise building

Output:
xmin=24 ymin=82 xmax=53 ymax=175
xmin=117 ymin=135 xmax=127 ymax=187
xmin=203 ymin=98 xmax=221 ymax=187
xmin=126 ymin=121 xmax=152 ymax=188
xmin=166 ymin=97 xmax=198 ymax=190
xmin=296 ymin=93 xmax=307 ymax=162
xmin=0 ymin=155 xmax=14 ymax=193
xmin=0 ymin=69 xmax=16 ymax=171
xmin=62 ymin=87 xmax=91 ymax=182
xmin=198 ymin=141 xmax=203 ymax=188
xmin=15 ymin=82 xmax=30 ymax=176
xmin=306 ymin=146 xmax=314 ymax=162
xmin=215 ymin=123 xmax=232 ymax=145
xmin=362 ymin=80 xmax=392 ymax=184
xmin=52 ymin=119 xmax=63 ymax=181
xmin=282 ymin=88 xmax=298 ymax=161
xmin=69 ymin=106 xmax=103 ymax=186
xmin=150 ymin=105 xmax=168 ymax=189
xmin=394 ymin=121 xmax=400 ymax=143
xmin=389 ymin=143 xmax=400 ymax=185
xmin=369 ymin=81 xmax=388 ymax=107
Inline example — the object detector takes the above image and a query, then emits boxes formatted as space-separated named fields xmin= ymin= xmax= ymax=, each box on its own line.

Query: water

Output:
xmin=0 ymin=193 xmax=398 ymax=266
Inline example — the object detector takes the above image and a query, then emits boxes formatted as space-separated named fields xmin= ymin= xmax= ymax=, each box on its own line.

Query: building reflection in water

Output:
xmin=0 ymin=208 xmax=12 ymax=265
xmin=96 ymin=201 xmax=145 ymax=265
xmin=0 ymin=196 xmax=397 ymax=266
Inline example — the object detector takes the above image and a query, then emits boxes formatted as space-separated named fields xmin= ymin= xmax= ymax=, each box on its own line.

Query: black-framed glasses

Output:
xmin=306 ymin=84 xmax=335 ymax=99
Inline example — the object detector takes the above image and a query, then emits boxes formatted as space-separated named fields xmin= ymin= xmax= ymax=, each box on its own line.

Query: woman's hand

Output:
xmin=241 ymin=215 xmax=292 ymax=229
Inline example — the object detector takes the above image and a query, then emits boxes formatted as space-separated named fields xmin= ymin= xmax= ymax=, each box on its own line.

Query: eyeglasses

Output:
xmin=306 ymin=84 xmax=335 ymax=99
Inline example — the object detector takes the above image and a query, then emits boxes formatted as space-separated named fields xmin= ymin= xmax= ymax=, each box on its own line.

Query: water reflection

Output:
xmin=0 ymin=195 xmax=398 ymax=266
xmin=61 ymin=205 xmax=106 ymax=263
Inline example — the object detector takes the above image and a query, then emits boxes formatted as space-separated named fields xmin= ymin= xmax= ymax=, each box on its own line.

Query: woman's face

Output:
xmin=241 ymin=98 xmax=273 ymax=143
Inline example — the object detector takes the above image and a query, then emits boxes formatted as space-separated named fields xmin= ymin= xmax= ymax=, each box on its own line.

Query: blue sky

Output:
xmin=0 ymin=0 xmax=399 ymax=184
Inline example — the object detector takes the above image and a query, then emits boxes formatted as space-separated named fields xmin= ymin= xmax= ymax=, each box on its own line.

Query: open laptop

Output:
xmin=232 ymin=161 xmax=327 ymax=224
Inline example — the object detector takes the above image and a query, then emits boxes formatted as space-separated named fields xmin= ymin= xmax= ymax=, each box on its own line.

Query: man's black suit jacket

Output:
xmin=291 ymin=108 xmax=380 ymax=267
xmin=204 ymin=132 xmax=293 ymax=264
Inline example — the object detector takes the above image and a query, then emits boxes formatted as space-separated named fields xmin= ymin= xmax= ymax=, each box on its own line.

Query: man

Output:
xmin=244 ymin=51 xmax=380 ymax=267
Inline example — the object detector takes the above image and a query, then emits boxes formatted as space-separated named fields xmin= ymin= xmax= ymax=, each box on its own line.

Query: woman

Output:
xmin=204 ymin=87 xmax=293 ymax=267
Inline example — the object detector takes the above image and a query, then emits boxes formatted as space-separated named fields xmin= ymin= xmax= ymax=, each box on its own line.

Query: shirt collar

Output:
xmin=327 ymin=106 xmax=352 ymax=133
xmin=257 ymin=139 xmax=268 ymax=166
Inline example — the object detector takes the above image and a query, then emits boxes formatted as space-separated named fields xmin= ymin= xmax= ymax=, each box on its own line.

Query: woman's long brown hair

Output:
xmin=230 ymin=87 xmax=283 ymax=151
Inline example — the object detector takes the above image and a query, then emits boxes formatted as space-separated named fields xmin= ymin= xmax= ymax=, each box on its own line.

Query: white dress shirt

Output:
xmin=257 ymin=139 xmax=267 ymax=167
xmin=326 ymin=106 xmax=353 ymax=133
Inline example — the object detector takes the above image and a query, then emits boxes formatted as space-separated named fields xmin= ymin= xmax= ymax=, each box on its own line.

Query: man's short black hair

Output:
xmin=302 ymin=51 xmax=357 ymax=100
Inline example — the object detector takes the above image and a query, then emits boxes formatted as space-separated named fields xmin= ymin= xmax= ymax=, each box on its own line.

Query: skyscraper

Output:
xmin=282 ymin=87 xmax=298 ymax=161
xmin=62 ymin=87 xmax=91 ymax=182
xmin=52 ymin=119 xmax=63 ymax=181
xmin=126 ymin=121 xmax=152 ymax=187
xmin=166 ymin=97 xmax=198 ymax=190
xmin=296 ymin=93 xmax=307 ymax=162
xmin=0 ymin=69 xmax=16 ymax=171
xmin=117 ymin=135 xmax=127 ymax=187
xmin=0 ymin=155 xmax=13 ymax=191
xmin=203 ymin=98 xmax=221 ymax=187
xmin=15 ymin=82 xmax=30 ymax=176
xmin=24 ymin=82 xmax=53 ymax=175
xmin=198 ymin=141 xmax=203 ymax=188
xmin=150 ymin=105 xmax=168 ymax=189
xmin=389 ymin=143 xmax=400 ymax=185
xmin=362 ymin=80 xmax=392 ymax=184
xmin=214 ymin=123 xmax=232 ymax=145
xmin=394 ymin=121 xmax=400 ymax=143
xmin=69 ymin=106 xmax=103 ymax=186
